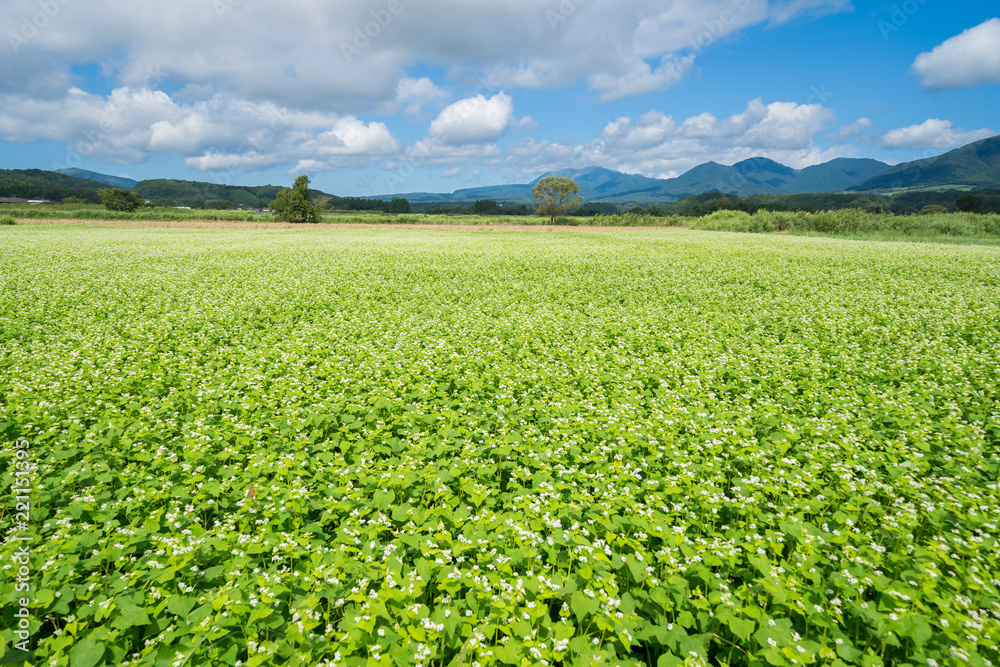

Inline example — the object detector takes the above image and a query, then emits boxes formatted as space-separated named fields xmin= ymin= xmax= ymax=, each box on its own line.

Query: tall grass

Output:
xmin=2 ymin=205 xmax=275 ymax=222
xmin=0 ymin=213 xmax=16 ymax=225
xmin=588 ymin=212 xmax=687 ymax=227
xmin=690 ymin=209 xmax=1000 ymax=241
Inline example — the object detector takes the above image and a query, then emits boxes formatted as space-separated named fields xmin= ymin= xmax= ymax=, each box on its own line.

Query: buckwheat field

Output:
xmin=1 ymin=226 xmax=998 ymax=667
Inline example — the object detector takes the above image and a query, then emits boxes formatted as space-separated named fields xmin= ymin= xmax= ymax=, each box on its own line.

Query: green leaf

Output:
xmin=657 ymin=652 xmax=683 ymax=667
xmin=112 ymin=601 xmax=151 ymax=630
xmin=69 ymin=638 xmax=105 ymax=667
xmin=727 ymin=616 xmax=755 ymax=639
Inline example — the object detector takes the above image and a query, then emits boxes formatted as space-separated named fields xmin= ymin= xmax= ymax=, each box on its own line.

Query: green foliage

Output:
xmin=327 ymin=196 xmax=413 ymax=214
xmin=271 ymin=175 xmax=321 ymax=223
xmin=132 ymin=179 xmax=284 ymax=208
xmin=920 ymin=205 xmax=948 ymax=215
xmin=578 ymin=201 xmax=621 ymax=216
xmin=690 ymin=208 xmax=1000 ymax=241
xmin=533 ymin=176 xmax=584 ymax=223
xmin=956 ymin=193 xmax=985 ymax=213
xmin=386 ymin=198 xmax=412 ymax=214
xmin=97 ymin=187 xmax=145 ymax=212
xmin=473 ymin=199 xmax=502 ymax=215
xmin=0 ymin=213 xmax=15 ymax=225
xmin=1 ymin=204 xmax=277 ymax=222
xmin=1 ymin=227 xmax=998 ymax=666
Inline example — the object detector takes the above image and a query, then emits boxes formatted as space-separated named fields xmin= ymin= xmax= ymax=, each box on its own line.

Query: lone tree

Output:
xmin=955 ymin=194 xmax=984 ymax=213
xmin=532 ymin=176 xmax=583 ymax=223
xmin=98 ymin=187 xmax=145 ymax=212
xmin=271 ymin=175 xmax=320 ymax=223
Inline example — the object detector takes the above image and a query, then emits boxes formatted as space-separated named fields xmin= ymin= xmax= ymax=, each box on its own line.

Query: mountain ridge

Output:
xmin=373 ymin=157 xmax=892 ymax=204
xmin=5 ymin=135 xmax=999 ymax=206
xmin=54 ymin=168 xmax=138 ymax=189
xmin=849 ymin=135 xmax=1000 ymax=192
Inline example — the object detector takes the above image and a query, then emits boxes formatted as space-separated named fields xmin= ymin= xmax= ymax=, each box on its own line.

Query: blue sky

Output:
xmin=1 ymin=1 xmax=997 ymax=196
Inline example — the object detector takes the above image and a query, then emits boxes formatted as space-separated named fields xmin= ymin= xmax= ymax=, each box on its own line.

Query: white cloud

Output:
xmin=428 ymin=93 xmax=515 ymax=145
xmin=912 ymin=19 xmax=1000 ymax=91
xmin=185 ymin=152 xmax=282 ymax=173
xmin=380 ymin=77 xmax=450 ymax=119
xmin=172 ymin=84 xmax=214 ymax=103
xmin=588 ymin=55 xmax=695 ymax=102
xmin=828 ymin=118 xmax=873 ymax=142
xmin=0 ymin=0 xmax=854 ymax=112
xmin=878 ymin=119 xmax=995 ymax=150
xmin=0 ymin=86 xmax=401 ymax=170
xmin=503 ymin=98 xmax=844 ymax=180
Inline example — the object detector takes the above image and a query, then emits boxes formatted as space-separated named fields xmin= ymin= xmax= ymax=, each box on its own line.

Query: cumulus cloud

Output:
xmin=589 ymin=55 xmax=696 ymax=102
xmin=877 ymin=119 xmax=996 ymax=150
xmin=428 ymin=93 xmax=515 ymax=145
xmin=380 ymin=77 xmax=450 ymax=119
xmin=912 ymin=19 xmax=1000 ymax=91
xmin=0 ymin=86 xmax=401 ymax=170
xmin=503 ymin=98 xmax=845 ymax=180
xmin=0 ymin=0 xmax=853 ymax=112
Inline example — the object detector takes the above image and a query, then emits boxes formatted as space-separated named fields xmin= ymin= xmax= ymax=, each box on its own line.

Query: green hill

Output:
xmin=0 ymin=169 xmax=108 ymax=203
xmin=850 ymin=135 xmax=1000 ymax=192
xmin=132 ymin=179 xmax=285 ymax=207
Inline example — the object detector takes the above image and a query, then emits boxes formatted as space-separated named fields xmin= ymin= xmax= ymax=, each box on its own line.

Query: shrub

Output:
xmin=0 ymin=213 xmax=16 ymax=225
xmin=98 ymin=187 xmax=145 ymax=212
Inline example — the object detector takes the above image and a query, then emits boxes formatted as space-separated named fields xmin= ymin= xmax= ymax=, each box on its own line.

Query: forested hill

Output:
xmin=0 ymin=169 xmax=107 ymax=202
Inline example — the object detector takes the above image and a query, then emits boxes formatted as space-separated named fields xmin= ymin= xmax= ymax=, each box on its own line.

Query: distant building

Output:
xmin=0 ymin=197 xmax=28 ymax=204
xmin=27 ymin=199 xmax=54 ymax=205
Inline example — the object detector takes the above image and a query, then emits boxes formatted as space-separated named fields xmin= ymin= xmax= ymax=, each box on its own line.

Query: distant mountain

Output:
xmin=374 ymin=156 xmax=892 ymax=204
xmin=792 ymin=158 xmax=893 ymax=193
xmin=0 ymin=169 xmax=108 ymax=203
xmin=849 ymin=135 xmax=1000 ymax=192
xmin=54 ymin=168 xmax=137 ymax=189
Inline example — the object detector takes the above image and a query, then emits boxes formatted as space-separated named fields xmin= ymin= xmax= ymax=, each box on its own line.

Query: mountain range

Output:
xmin=368 ymin=158 xmax=891 ymax=204
xmin=377 ymin=135 xmax=999 ymax=203
xmin=2 ymin=135 xmax=998 ymax=206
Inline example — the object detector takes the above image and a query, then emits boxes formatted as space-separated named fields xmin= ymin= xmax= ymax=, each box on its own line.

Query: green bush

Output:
xmin=98 ymin=187 xmax=145 ymax=212
xmin=690 ymin=209 xmax=1000 ymax=241
xmin=0 ymin=213 xmax=15 ymax=225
